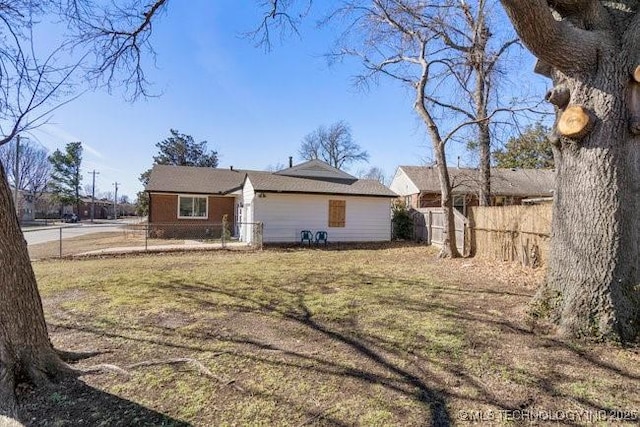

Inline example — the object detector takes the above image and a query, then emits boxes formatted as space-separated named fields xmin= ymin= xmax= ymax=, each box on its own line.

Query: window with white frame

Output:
xmin=178 ymin=195 xmax=208 ymax=219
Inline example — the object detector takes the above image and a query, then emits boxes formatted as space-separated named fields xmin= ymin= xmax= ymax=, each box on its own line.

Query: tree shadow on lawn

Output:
xmin=17 ymin=377 xmax=189 ymax=427
xmin=153 ymin=279 xmax=549 ymax=424
xmin=171 ymin=276 xmax=640 ymax=422
xmin=43 ymin=269 xmax=640 ymax=426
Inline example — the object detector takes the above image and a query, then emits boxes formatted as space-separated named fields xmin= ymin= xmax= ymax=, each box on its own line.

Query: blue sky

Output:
xmin=28 ymin=1 xmax=547 ymax=200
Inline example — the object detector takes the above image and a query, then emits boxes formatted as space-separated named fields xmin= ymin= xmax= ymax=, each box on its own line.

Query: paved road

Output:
xmin=22 ymin=223 xmax=126 ymax=245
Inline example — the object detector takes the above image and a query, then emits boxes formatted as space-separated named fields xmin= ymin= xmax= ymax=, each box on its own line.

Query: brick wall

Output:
xmin=149 ymin=193 xmax=235 ymax=226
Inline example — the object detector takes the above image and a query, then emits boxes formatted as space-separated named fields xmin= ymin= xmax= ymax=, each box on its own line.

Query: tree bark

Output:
xmin=414 ymin=54 xmax=461 ymax=258
xmin=477 ymin=121 xmax=491 ymax=207
xmin=0 ymin=163 xmax=68 ymax=417
xmin=434 ymin=143 xmax=462 ymax=258
xmin=502 ymin=0 xmax=640 ymax=341
xmin=471 ymin=8 xmax=492 ymax=207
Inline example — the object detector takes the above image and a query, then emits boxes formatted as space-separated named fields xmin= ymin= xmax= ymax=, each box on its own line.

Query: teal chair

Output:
xmin=315 ymin=230 xmax=328 ymax=246
xmin=301 ymin=230 xmax=313 ymax=246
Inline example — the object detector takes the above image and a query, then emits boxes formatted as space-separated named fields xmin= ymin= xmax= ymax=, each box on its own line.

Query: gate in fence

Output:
xmin=411 ymin=208 xmax=468 ymax=255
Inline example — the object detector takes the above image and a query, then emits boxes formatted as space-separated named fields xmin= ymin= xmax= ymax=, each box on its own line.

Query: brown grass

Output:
xmin=27 ymin=231 xmax=188 ymax=260
xmin=20 ymin=245 xmax=640 ymax=426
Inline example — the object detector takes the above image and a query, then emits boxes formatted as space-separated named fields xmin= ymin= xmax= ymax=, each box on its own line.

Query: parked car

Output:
xmin=62 ymin=213 xmax=79 ymax=223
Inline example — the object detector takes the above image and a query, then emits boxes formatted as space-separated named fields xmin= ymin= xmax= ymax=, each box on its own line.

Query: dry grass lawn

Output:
xmin=19 ymin=244 xmax=640 ymax=426
xmin=27 ymin=231 xmax=190 ymax=260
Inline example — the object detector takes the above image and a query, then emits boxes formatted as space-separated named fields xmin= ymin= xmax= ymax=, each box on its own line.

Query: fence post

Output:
xmin=221 ymin=214 xmax=228 ymax=248
xmin=427 ymin=211 xmax=432 ymax=246
xmin=145 ymin=224 xmax=148 ymax=251
xmin=59 ymin=227 xmax=62 ymax=258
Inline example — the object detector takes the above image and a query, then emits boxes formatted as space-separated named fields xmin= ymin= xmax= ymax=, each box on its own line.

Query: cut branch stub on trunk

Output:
xmin=546 ymin=84 xmax=570 ymax=109
xmin=557 ymin=105 xmax=593 ymax=139
xmin=633 ymin=65 xmax=640 ymax=83
xmin=629 ymin=81 xmax=640 ymax=135
xmin=534 ymin=59 xmax=553 ymax=78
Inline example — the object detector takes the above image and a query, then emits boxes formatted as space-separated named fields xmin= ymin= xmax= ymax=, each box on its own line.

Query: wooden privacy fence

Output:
xmin=468 ymin=205 xmax=552 ymax=267
xmin=411 ymin=208 xmax=468 ymax=255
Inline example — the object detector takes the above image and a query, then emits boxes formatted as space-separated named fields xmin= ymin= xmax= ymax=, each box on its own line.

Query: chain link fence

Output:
xmin=25 ymin=221 xmax=264 ymax=260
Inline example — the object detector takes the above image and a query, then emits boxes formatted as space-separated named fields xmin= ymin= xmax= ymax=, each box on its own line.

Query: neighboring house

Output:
xmin=146 ymin=160 xmax=398 ymax=243
xmin=14 ymin=189 xmax=35 ymax=222
xmin=78 ymin=196 xmax=115 ymax=220
xmin=34 ymin=192 xmax=60 ymax=219
xmin=390 ymin=166 xmax=555 ymax=215
xmin=30 ymin=192 xmax=115 ymax=220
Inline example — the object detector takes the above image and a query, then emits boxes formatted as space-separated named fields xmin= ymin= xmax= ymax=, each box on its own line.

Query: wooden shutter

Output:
xmin=328 ymin=200 xmax=346 ymax=227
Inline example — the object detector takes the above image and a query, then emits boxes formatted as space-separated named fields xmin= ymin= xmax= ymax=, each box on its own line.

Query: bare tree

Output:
xmin=299 ymin=121 xmax=369 ymax=169
xmin=0 ymin=1 xmax=168 ymax=418
xmin=0 ymin=138 xmax=51 ymax=203
xmin=100 ymin=191 xmax=114 ymax=202
xmin=430 ymin=0 xmax=520 ymax=206
xmin=357 ymin=166 xmax=387 ymax=185
xmin=265 ymin=162 xmax=287 ymax=172
xmin=500 ymin=0 xmax=640 ymax=341
xmin=326 ymin=0 xmax=522 ymax=256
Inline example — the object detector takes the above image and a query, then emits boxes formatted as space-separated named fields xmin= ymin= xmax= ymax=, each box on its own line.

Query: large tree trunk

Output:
xmin=0 ymin=163 xmax=68 ymax=417
xmin=540 ymin=63 xmax=640 ymax=341
xmin=434 ymin=144 xmax=461 ymax=258
xmin=477 ymin=121 xmax=491 ymax=207
xmin=502 ymin=0 xmax=640 ymax=341
xmin=472 ymin=11 xmax=492 ymax=208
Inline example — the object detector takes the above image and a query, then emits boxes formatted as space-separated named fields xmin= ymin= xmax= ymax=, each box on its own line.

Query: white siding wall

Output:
xmin=254 ymin=193 xmax=392 ymax=243
xmin=241 ymin=180 xmax=256 ymax=242
xmin=389 ymin=168 xmax=419 ymax=197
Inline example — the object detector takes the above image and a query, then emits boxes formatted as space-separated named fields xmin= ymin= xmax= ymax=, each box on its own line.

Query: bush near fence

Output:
xmin=148 ymin=223 xmax=227 ymax=240
xmin=468 ymin=205 xmax=551 ymax=268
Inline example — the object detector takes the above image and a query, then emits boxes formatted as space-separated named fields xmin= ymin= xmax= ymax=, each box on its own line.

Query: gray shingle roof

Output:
xmin=146 ymin=165 xmax=245 ymax=194
xmin=247 ymin=171 xmax=397 ymax=197
xmin=146 ymin=164 xmax=397 ymax=198
xmin=399 ymin=166 xmax=555 ymax=197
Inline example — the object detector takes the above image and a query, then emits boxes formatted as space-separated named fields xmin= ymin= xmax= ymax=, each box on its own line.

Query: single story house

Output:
xmin=390 ymin=166 xmax=555 ymax=215
xmin=78 ymin=196 xmax=116 ymax=220
xmin=146 ymin=159 xmax=398 ymax=243
xmin=14 ymin=189 xmax=35 ymax=222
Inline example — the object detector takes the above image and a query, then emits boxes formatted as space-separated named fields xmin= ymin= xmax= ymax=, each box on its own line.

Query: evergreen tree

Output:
xmin=494 ymin=123 xmax=554 ymax=169
xmin=48 ymin=142 xmax=83 ymax=215
xmin=137 ymin=130 xmax=218 ymax=216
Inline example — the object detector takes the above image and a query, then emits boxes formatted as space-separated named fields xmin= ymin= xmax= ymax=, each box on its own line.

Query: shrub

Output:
xmin=392 ymin=201 xmax=413 ymax=240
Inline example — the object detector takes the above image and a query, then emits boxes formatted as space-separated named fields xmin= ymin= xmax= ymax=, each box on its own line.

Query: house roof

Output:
xmin=275 ymin=159 xmax=357 ymax=180
xmin=398 ymin=166 xmax=555 ymax=197
xmin=146 ymin=165 xmax=245 ymax=195
xmin=146 ymin=162 xmax=397 ymax=198
xmin=247 ymin=170 xmax=397 ymax=197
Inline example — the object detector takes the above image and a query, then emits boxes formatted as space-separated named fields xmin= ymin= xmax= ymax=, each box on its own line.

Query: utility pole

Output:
xmin=13 ymin=135 xmax=20 ymax=219
xmin=88 ymin=170 xmax=99 ymax=223
xmin=113 ymin=182 xmax=119 ymax=220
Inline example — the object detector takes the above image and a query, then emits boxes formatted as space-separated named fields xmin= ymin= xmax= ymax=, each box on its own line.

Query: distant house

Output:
xmin=390 ymin=166 xmax=555 ymax=215
xmin=146 ymin=160 xmax=398 ymax=243
xmin=78 ymin=196 xmax=114 ymax=220
xmin=13 ymin=189 xmax=35 ymax=222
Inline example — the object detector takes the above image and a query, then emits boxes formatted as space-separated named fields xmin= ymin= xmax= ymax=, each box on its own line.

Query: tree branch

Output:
xmin=500 ymin=0 xmax=604 ymax=74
